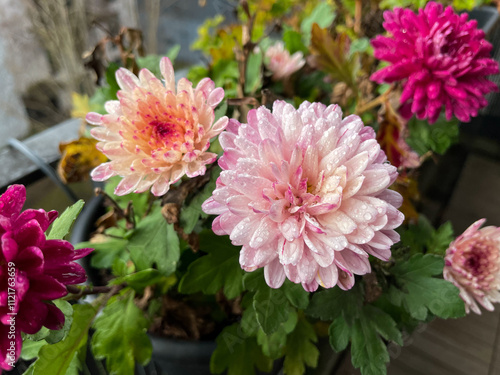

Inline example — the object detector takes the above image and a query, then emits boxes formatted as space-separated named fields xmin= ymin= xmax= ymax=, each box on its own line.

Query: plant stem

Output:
xmin=355 ymin=86 xmax=393 ymax=115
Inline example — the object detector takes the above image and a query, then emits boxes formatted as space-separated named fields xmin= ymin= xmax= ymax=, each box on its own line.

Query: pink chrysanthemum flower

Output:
xmin=202 ymin=101 xmax=404 ymax=291
xmin=0 ymin=185 xmax=92 ymax=370
xmin=265 ymin=41 xmax=306 ymax=81
xmin=87 ymin=57 xmax=228 ymax=196
xmin=370 ymin=2 xmax=499 ymax=124
xmin=444 ymin=219 xmax=500 ymax=315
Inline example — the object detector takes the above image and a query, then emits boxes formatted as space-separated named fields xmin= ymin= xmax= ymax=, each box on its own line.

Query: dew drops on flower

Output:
xmin=87 ymin=57 xmax=229 ymax=196
xmin=203 ymin=101 xmax=405 ymax=291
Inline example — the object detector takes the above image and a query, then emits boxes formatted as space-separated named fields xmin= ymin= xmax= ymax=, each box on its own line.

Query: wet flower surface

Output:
xmin=87 ymin=57 xmax=228 ymax=196
xmin=203 ymin=101 xmax=404 ymax=291
xmin=370 ymin=2 xmax=499 ymax=123
xmin=444 ymin=219 xmax=500 ymax=314
xmin=0 ymin=185 xmax=91 ymax=369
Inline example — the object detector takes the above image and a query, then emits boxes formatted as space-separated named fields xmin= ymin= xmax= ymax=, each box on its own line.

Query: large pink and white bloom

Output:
xmin=370 ymin=2 xmax=499 ymax=124
xmin=265 ymin=41 xmax=306 ymax=81
xmin=444 ymin=219 xmax=500 ymax=314
xmin=0 ymin=185 xmax=92 ymax=369
xmin=203 ymin=101 xmax=404 ymax=291
xmin=87 ymin=57 xmax=228 ymax=196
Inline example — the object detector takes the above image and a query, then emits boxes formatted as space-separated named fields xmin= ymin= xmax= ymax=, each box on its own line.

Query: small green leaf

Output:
xmin=427 ymin=221 xmax=454 ymax=256
xmin=180 ymin=167 xmax=219 ymax=234
xmin=76 ymin=238 xmax=128 ymax=269
xmin=34 ymin=304 xmax=97 ymax=375
xmin=119 ymin=269 xmax=165 ymax=290
xmin=128 ymin=207 xmax=180 ymax=276
xmin=283 ymin=28 xmax=308 ymax=55
xmin=211 ymin=324 xmax=273 ymax=375
xmin=282 ymin=281 xmax=309 ymax=309
xmin=283 ymin=315 xmax=319 ymax=375
xmin=306 ymin=283 xmax=363 ymax=323
xmin=245 ymin=52 xmax=263 ymax=94
xmin=91 ymin=290 xmax=152 ymax=375
xmin=329 ymin=316 xmax=349 ymax=352
xmin=301 ymin=2 xmax=336 ymax=45
xmin=350 ymin=310 xmax=389 ymax=375
xmin=44 ymin=300 xmax=74 ymax=344
xmin=406 ymin=116 xmax=459 ymax=156
xmin=21 ymin=339 xmax=47 ymax=360
xmin=253 ymin=285 xmax=292 ymax=335
xmin=47 ymin=200 xmax=85 ymax=240
xmin=256 ymin=310 xmax=297 ymax=359
xmin=390 ymin=254 xmax=466 ymax=320
xmin=178 ymin=231 xmax=244 ymax=299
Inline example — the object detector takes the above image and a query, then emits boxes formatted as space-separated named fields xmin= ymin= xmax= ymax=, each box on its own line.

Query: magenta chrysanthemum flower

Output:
xmin=370 ymin=2 xmax=499 ymax=124
xmin=265 ymin=42 xmax=306 ymax=81
xmin=0 ymin=185 xmax=92 ymax=370
xmin=202 ymin=101 xmax=404 ymax=291
xmin=87 ymin=57 xmax=228 ymax=196
xmin=443 ymin=219 xmax=500 ymax=315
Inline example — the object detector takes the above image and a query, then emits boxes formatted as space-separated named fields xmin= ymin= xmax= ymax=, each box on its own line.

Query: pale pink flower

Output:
xmin=371 ymin=2 xmax=499 ymax=124
xmin=265 ymin=42 xmax=306 ymax=81
xmin=87 ymin=57 xmax=228 ymax=196
xmin=203 ymin=101 xmax=404 ymax=291
xmin=444 ymin=219 xmax=500 ymax=314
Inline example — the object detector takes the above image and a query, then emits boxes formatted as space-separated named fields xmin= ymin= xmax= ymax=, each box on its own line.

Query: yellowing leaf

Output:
xmin=58 ymin=137 xmax=107 ymax=183
xmin=70 ymin=92 xmax=91 ymax=119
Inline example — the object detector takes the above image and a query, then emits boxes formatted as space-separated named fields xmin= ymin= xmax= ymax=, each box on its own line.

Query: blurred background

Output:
xmin=1 ymin=1 xmax=500 ymax=374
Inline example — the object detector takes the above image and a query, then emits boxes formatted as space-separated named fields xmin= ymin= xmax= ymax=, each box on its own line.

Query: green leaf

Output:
xmin=399 ymin=215 xmax=434 ymax=255
xmin=91 ymin=291 xmax=152 ymax=375
xmin=253 ymin=284 xmax=292 ymax=335
xmin=44 ymin=300 xmax=74 ymax=344
xmin=363 ymin=305 xmax=403 ymax=346
xmin=283 ymin=315 xmax=319 ymax=375
xmin=180 ymin=167 xmax=219 ymax=234
xmin=119 ymin=268 xmax=165 ymax=291
xmin=21 ymin=339 xmax=47 ymax=360
xmin=301 ymin=2 xmax=336 ymax=45
xmin=103 ymin=176 xmax=150 ymax=218
xmin=283 ymin=28 xmax=308 ymax=55
xmin=306 ymin=283 xmax=363 ymax=323
xmin=211 ymin=324 xmax=273 ymax=375
xmin=256 ymin=310 xmax=298 ymax=359
xmin=349 ymin=37 xmax=373 ymax=56
xmin=282 ymin=281 xmax=309 ymax=309
xmin=390 ymin=254 xmax=466 ymax=320
xmin=178 ymin=231 xmax=244 ymax=299
xmin=406 ymin=116 xmax=459 ymax=156
xmin=329 ymin=316 xmax=349 ymax=352
xmin=427 ymin=221 xmax=454 ymax=256
xmin=76 ymin=238 xmax=128 ymax=269
xmin=34 ymin=304 xmax=97 ymax=375
xmin=245 ymin=51 xmax=263 ymax=94
xmin=47 ymin=200 xmax=85 ymax=240
xmin=350 ymin=308 xmax=389 ymax=375
xmin=128 ymin=207 xmax=180 ymax=276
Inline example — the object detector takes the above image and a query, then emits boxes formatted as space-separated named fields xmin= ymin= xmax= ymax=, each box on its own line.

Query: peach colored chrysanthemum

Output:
xmin=444 ymin=219 xmax=500 ymax=314
xmin=203 ymin=101 xmax=404 ymax=292
xmin=265 ymin=41 xmax=305 ymax=81
xmin=86 ymin=57 xmax=228 ymax=196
